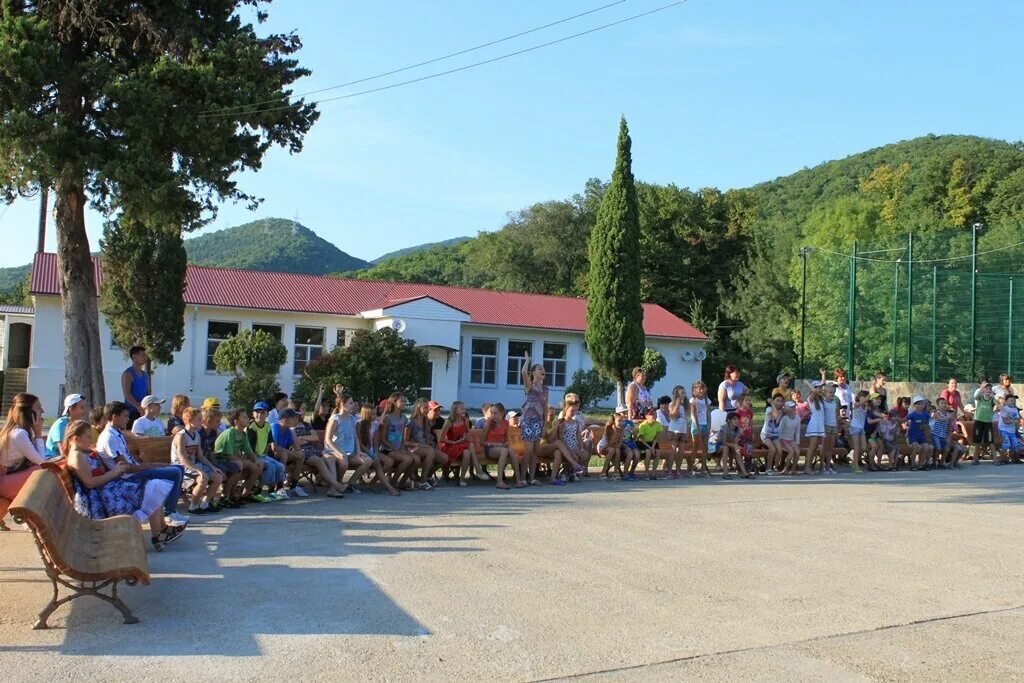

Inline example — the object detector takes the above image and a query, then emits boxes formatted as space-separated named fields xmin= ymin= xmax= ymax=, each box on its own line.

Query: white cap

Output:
xmin=140 ymin=395 xmax=165 ymax=409
xmin=810 ymin=380 xmax=823 ymax=389
xmin=911 ymin=395 xmax=927 ymax=405
xmin=614 ymin=405 xmax=629 ymax=415
xmin=62 ymin=393 xmax=85 ymax=415
xmin=505 ymin=410 xmax=519 ymax=419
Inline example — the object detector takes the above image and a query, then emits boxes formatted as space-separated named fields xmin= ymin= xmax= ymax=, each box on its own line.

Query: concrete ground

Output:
xmin=1 ymin=465 xmax=1022 ymax=682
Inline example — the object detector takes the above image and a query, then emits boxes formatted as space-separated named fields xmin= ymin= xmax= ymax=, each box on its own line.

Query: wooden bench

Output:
xmin=125 ymin=434 xmax=174 ymax=464
xmin=9 ymin=468 xmax=150 ymax=629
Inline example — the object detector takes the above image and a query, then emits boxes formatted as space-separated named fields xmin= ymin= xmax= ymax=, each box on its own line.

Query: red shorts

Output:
xmin=441 ymin=441 xmax=471 ymax=466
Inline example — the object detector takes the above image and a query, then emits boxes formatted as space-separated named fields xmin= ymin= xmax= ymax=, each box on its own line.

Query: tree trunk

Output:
xmin=616 ymin=380 xmax=624 ymax=408
xmin=54 ymin=172 xmax=106 ymax=407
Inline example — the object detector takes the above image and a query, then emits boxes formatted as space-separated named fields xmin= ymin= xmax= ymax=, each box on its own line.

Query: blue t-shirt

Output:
xmin=382 ymin=414 xmax=407 ymax=449
xmin=906 ymin=410 xmax=929 ymax=440
xmin=44 ymin=415 xmax=70 ymax=458
xmin=270 ymin=422 xmax=295 ymax=450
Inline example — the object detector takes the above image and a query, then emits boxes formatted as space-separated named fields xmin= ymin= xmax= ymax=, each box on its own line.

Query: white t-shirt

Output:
xmin=131 ymin=415 xmax=165 ymax=438
xmin=690 ymin=396 xmax=712 ymax=426
xmin=96 ymin=424 xmax=137 ymax=472
xmin=834 ymin=382 xmax=853 ymax=408
xmin=708 ymin=408 xmax=727 ymax=435
xmin=998 ymin=405 xmax=1020 ymax=432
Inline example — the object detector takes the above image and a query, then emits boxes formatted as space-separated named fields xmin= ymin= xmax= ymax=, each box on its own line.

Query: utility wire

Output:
xmin=203 ymin=0 xmax=630 ymax=115
xmin=810 ymin=239 xmax=1024 ymax=264
xmin=200 ymin=0 xmax=688 ymax=118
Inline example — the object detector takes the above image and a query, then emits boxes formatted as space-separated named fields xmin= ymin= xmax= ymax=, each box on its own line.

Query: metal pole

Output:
xmin=906 ymin=233 xmax=913 ymax=381
xmin=931 ymin=266 xmax=937 ymax=382
xmin=800 ymin=248 xmax=808 ymax=379
xmin=1009 ymin=276 xmax=1014 ymax=375
xmin=847 ymin=241 xmax=857 ymax=376
xmin=970 ymin=223 xmax=978 ymax=378
xmin=892 ymin=259 xmax=900 ymax=380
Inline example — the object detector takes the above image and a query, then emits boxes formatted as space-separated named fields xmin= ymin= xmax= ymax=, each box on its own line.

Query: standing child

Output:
xmin=971 ymin=382 xmax=996 ymax=464
xmin=689 ymin=382 xmax=713 ymax=477
xmin=636 ymin=408 xmax=664 ymax=481
xmin=864 ymin=395 xmax=884 ymax=470
xmin=664 ymin=387 xmax=690 ymax=478
xmin=598 ymin=410 xmax=625 ymax=480
xmin=735 ymin=394 xmax=755 ymax=475
xmin=803 ymin=383 xmax=826 ymax=474
xmin=846 ymin=391 xmax=869 ymax=475
xmin=929 ymin=397 xmax=956 ymax=468
xmin=778 ymin=401 xmax=801 ymax=474
xmin=760 ymin=394 xmax=785 ymax=476
xmin=996 ymin=393 xmax=1021 ymax=465
xmin=904 ymin=396 xmax=933 ymax=470
xmin=821 ymin=382 xmax=842 ymax=470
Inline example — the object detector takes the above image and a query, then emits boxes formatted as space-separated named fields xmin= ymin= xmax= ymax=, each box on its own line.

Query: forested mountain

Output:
xmin=372 ymin=236 xmax=471 ymax=264
xmin=349 ymin=135 xmax=1024 ymax=388
xmin=0 ymin=264 xmax=29 ymax=292
xmin=185 ymin=218 xmax=370 ymax=274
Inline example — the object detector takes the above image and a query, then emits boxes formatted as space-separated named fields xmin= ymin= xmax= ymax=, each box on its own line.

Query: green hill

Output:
xmin=184 ymin=218 xmax=370 ymax=274
xmin=372 ymin=236 xmax=471 ymax=264
xmin=0 ymin=263 xmax=29 ymax=292
xmin=347 ymin=134 xmax=1024 ymax=388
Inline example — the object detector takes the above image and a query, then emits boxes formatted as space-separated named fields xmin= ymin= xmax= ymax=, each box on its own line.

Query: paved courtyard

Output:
xmin=1 ymin=466 xmax=1022 ymax=682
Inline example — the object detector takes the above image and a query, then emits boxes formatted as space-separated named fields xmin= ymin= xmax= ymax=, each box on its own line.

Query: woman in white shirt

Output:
xmin=0 ymin=393 xmax=48 ymax=522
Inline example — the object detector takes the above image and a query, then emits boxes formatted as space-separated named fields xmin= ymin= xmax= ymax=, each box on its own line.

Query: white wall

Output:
xmin=456 ymin=324 xmax=705 ymax=412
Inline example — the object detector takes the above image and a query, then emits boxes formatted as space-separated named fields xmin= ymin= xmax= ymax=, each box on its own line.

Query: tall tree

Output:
xmin=99 ymin=218 xmax=187 ymax=365
xmin=585 ymin=117 xmax=645 ymax=403
xmin=0 ymin=1 xmax=318 ymax=406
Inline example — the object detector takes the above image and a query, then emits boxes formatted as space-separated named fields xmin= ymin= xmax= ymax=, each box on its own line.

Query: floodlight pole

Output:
xmin=892 ymin=258 xmax=900 ymax=380
xmin=906 ymin=232 xmax=913 ymax=381
xmin=799 ymin=247 xmax=810 ymax=379
xmin=847 ymin=241 xmax=857 ymax=377
xmin=970 ymin=223 xmax=979 ymax=378
xmin=1009 ymin=276 xmax=1014 ymax=375
xmin=931 ymin=266 xmax=937 ymax=382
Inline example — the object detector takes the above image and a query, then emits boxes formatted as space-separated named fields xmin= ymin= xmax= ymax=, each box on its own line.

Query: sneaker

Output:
xmin=167 ymin=512 xmax=190 ymax=526
xmin=291 ymin=486 xmax=309 ymax=498
xmin=476 ymin=470 xmax=490 ymax=481
xmin=529 ymin=479 xmax=542 ymax=487
xmin=551 ymin=478 xmax=567 ymax=486
xmin=600 ymin=474 xmax=610 ymax=481
xmin=188 ymin=506 xmax=208 ymax=516
xmin=573 ymin=464 xmax=585 ymax=474
xmin=623 ymin=474 xmax=636 ymax=482
xmin=418 ymin=482 xmax=433 ymax=491
xmin=252 ymin=493 xmax=272 ymax=503
xmin=275 ymin=488 xmax=291 ymax=499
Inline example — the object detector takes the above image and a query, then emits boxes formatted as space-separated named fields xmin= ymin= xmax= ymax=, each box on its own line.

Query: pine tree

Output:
xmin=585 ymin=117 xmax=645 ymax=403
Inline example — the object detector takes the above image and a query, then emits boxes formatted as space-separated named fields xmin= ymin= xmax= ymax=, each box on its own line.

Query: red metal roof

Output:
xmin=29 ymin=253 xmax=706 ymax=340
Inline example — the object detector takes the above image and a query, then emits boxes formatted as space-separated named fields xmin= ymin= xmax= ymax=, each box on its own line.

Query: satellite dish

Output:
xmin=682 ymin=349 xmax=694 ymax=362
xmin=695 ymin=348 xmax=707 ymax=361
xmin=391 ymin=319 xmax=407 ymax=333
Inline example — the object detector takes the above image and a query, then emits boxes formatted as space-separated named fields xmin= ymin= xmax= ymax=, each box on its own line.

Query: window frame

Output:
xmin=469 ymin=337 xmax=498 ymax=387
xmin=251 ymin=323 xmax=283 ymax=343
xmin=293 ymin=325 xmax=326 ymax=376
xmin=206 ymin=320 xmax=240 ymax=372
xmin=542 ymin=341 xmax=568 ymax=389
xmin=505 ymin=340 xmax=534 ymax=387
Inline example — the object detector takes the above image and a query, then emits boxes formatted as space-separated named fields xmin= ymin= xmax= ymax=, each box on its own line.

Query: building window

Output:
xmin=335 ymin=329 xmax=347 ymax=349
xmin=469 ymin=338 xmax=497 ymax=386
xmin=294 ymin=326 xmax=325 ymax=375
xmin=543 ymin=342 xmax=567 ymax=388
xmin=506 ymin=340 xmax=533 ymax=386
xmin=207 ymin=321 xmax=239 ymax=371
xmin=252 ymin=323 xmax=282 ymax=343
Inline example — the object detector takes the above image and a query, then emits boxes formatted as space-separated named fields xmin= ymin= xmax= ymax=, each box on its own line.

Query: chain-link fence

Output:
xmin=797 ymin=224 xmax=1024 ymax=382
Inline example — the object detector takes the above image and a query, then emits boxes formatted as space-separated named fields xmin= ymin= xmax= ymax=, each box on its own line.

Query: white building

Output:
xmin=27 ymin=253 xmax=706 ymax=410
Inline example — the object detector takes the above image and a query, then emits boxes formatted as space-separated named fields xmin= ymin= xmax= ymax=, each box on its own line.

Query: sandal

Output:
xmin=722 ymin=474 xmax=734 ymax=480
xmin=152 ymin=525 xmax=184 ymax=552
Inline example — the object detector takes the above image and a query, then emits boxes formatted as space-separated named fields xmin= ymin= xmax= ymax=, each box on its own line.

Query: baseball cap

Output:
xmin=278 ymin=408 xmax=299 ymax=420
xmin=62 ymin=393 xmax=85 ymax=415
xmin=427 ymin=400 xmax=444 ymax=411
xmin=253 ymin=401 xmax=270 ymax=411
xmin=614 ymin=405 xmax=628 ymax=415
xmin=202 ymin=397 xmax=221 ymax=410
xmin=140 ymin=395 xmax=165 ymax=409
xmin=1006 ymin=393 xmax=1019 ymax=400
xmin=784 ymin=400 xmax=796 ymax=408
xmin=810 ymin=380 xmax=823 ymax=389
xmin=776 ymin=372 xmax=790 ymax=384
xmin=505 ymin=410 xmax=519 ymax=419
xmin=911 ymin=395 xmax=926 ymax=405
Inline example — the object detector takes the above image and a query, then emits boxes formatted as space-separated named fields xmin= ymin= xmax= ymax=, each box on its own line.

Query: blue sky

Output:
xmin=3 ymin=0 xmax=1022 ymax=267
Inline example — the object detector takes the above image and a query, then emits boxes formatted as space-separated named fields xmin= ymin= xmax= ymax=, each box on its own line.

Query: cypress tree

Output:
xmin=585 ymin=117 xmax=645 ymax=403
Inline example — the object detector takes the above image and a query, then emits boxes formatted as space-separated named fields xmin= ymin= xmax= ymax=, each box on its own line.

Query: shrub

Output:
xmin=566 ymin=368 xmax=616 ymax=409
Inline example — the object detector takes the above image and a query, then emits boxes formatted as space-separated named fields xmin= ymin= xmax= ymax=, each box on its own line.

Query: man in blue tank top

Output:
xmin=121 ymin=345 xmax=151 ymax=422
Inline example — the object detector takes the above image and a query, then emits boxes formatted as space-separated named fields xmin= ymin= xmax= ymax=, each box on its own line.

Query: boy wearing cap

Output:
xmin=45 ymin=393 xmax=87 ymax=457
xmin=249 ymin=402 xmax=287 ymax=501
xmin=995 ymin=393 xmax=1021 ymax=465
xmin=270 ymin=409 xmax=309 ymax=497
xmin=505 ymin=410 xmax=521 ymax=430
xmin=131 ymin=395 xmax=167 ymax=437
xmin=904 ymin=396 xmax=933 ymax=470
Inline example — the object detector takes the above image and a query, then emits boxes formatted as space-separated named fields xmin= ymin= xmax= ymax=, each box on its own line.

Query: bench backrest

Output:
xmin=40 ymin=459 xmax=75 ymax=501
xmin=9 ymin=469 xmax=74 ymax=567
xmin=135 ymin=436 xmax=174 ymax=464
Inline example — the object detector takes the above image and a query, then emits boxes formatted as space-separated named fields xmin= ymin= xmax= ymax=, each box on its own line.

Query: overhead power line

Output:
xmin=203 ymin=0 xmax=630 ymax=115
xmin=200 ymin=0 xmax=688 ymax=118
